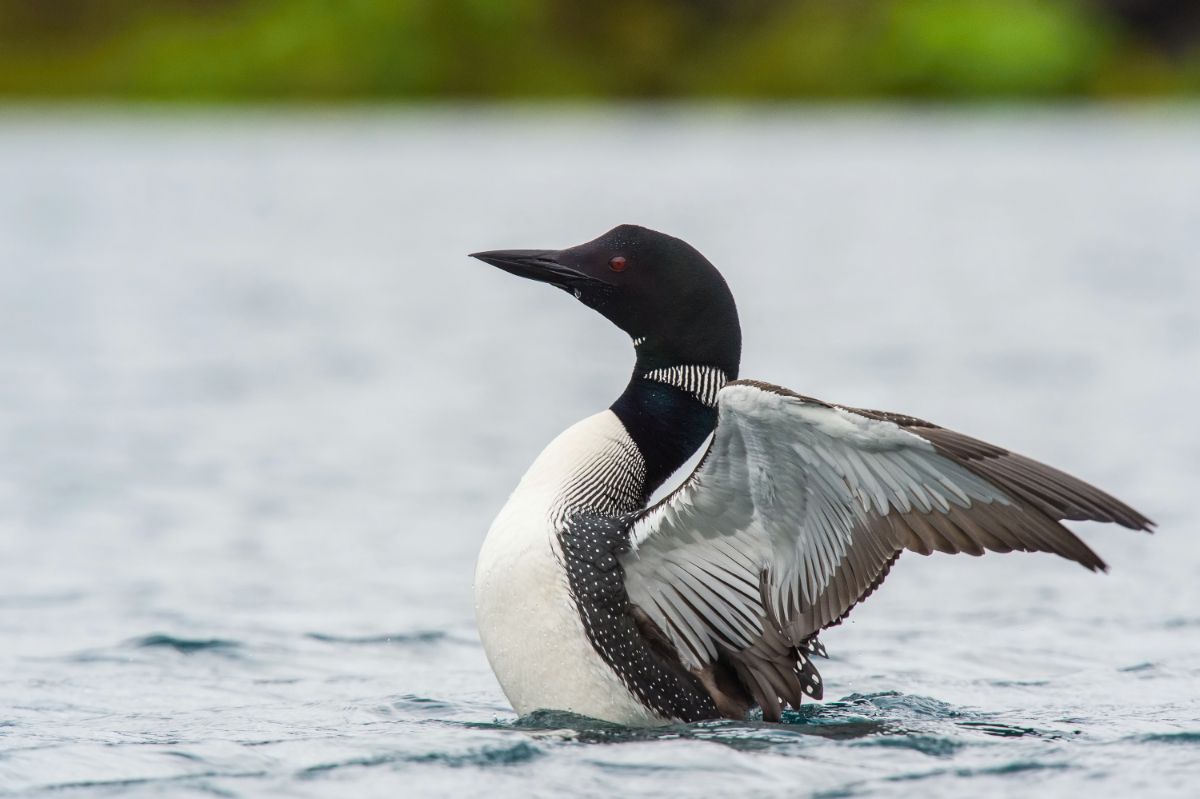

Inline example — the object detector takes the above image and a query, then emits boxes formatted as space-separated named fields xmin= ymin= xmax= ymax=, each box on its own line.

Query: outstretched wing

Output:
xmin=620 ymin=380 xmax=1152 ymax=719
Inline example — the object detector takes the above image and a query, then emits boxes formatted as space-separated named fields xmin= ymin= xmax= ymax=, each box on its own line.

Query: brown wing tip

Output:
xmin=1088 ymin=500 xmax=1155 ymax=533
xmin=1069 ymin=504 xmax=1155 ymax=534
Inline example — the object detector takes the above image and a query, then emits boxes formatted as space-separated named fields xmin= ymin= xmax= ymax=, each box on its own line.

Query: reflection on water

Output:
xmin=0 ymin=107 xmax=1197 ymax=798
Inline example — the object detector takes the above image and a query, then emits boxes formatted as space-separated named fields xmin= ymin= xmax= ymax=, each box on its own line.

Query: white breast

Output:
xmin=473 ymin=410 xmax=661 ymax=725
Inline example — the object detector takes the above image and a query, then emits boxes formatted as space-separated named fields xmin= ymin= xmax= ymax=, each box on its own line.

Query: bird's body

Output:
xmin=475 ymin=410 xmax=661 ymax=725
xmin=470 ymin=225 xmax=1152 ymax=726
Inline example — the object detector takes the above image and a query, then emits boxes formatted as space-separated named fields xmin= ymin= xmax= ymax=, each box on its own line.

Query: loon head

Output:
xmin=470 ymin=224 xmax=741 ymax=378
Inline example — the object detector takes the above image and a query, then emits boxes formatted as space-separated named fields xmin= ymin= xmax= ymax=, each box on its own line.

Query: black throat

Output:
xmin=610 ymin=348 xmax=737 ymax=500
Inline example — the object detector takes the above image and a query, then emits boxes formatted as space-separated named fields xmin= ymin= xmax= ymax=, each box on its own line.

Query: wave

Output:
xmin=297 ymin=742 xmax=543 ymax=777
xmin=306 ymin=630 xmax=448 ymax=645
xmin=129 ymin=634 xmax=242 ymax=654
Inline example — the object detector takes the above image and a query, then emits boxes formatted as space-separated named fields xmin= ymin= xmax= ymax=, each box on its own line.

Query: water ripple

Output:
xmin=297 ymin=742 xmax=543 ymax=778
xmin=129 ymin=635 xmax=242 ymax=654
xmin=306 ymin=630 xmax=447 ymax=645
xmin=1135 ymin=731 xmax=1200 ymax=745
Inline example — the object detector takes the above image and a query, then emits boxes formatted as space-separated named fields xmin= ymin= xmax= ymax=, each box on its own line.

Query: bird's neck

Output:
xmin=610 ymin=348 xmax=735 ymax=501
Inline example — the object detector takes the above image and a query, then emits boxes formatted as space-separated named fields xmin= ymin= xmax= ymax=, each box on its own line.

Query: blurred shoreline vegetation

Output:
xmin=0 ymin=0 xmax=1197 ymax=101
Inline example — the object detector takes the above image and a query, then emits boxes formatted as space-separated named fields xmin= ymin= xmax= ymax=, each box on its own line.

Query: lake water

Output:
xmin=0 ymin=107 xmax=1197 ymax=797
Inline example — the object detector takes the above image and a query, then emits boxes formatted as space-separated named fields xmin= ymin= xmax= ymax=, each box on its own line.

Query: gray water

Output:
xmin=0 ymin=107 xmax=1198 ymax=797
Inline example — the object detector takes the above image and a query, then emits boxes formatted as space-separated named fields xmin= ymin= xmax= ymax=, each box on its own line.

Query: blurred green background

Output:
xmin=1 ymin=0 xmax=1197 ymax=100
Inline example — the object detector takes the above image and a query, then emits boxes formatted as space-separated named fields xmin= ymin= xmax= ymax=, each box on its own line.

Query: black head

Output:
xmin=470 ymin=224 xmax=741 ymax=377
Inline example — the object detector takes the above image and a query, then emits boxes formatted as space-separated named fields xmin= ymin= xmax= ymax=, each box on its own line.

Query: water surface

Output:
xmin=0 ymin=107 xmax=1197 ymax=797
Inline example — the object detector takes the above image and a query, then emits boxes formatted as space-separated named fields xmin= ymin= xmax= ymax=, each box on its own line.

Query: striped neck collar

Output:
xmin=610 ymin=357 xmax=733 ymax=499
xmin=640 ymin=364 xmax=729 ymax=408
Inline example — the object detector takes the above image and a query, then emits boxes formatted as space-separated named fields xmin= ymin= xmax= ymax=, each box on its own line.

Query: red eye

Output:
xmin=609 ymin=256 xmax=628 ymax=272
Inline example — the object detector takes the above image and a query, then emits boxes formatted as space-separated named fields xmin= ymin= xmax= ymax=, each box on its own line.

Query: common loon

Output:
xmin=470 ymin=224 xmax=1152 ymax=725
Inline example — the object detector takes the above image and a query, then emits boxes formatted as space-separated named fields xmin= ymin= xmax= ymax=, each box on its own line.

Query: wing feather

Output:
xmin=621 ymin=380 xmax=1152 ymax=719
